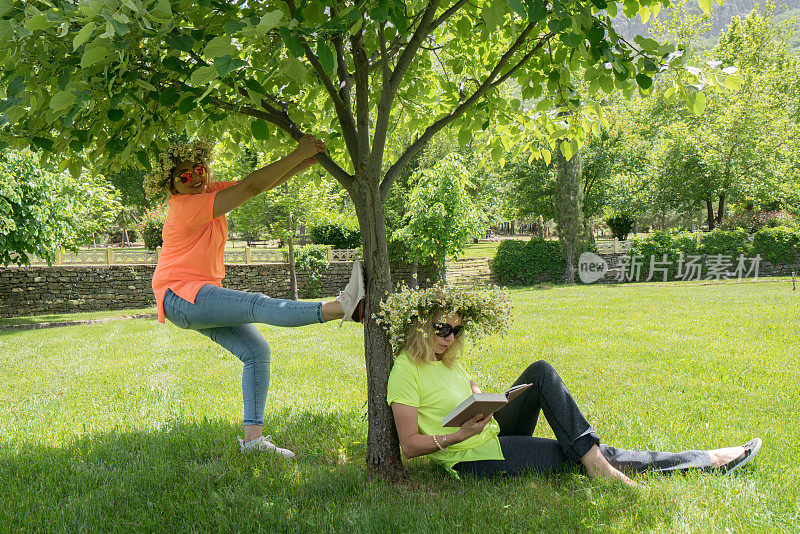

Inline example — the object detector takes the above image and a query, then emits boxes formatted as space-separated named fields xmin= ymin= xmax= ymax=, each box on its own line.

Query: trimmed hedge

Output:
xmin=752 ymin=226 xmax=800 ymax=265
xmin=605 ymin=214 xmax=636 ymax=241
xmin=309 ymin=224 xmax=361 ymax=249
xmin=139 ymin=207 xmax=167 ymax=250
xmin=492 ymin=238 xmax=566 ymax=285
xmin=698 ymin=228 xmax=751 ymax=256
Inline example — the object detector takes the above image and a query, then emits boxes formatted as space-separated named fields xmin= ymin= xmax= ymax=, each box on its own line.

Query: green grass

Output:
xmin=457 ymin=241 xmax=500 ymax=259
xmin=1 ymin=280 xmax=798 ymax=532
xmin=0 ymin=307 xmax=156 ymax=327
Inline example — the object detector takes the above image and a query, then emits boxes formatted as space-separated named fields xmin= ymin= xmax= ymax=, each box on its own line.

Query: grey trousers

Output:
xmin=453 ymin=360 xmax=713 ymax=477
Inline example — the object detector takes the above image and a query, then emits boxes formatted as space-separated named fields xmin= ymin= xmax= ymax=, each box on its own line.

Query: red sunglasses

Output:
xmin=175 ymin=164 xmax=207 ymax=183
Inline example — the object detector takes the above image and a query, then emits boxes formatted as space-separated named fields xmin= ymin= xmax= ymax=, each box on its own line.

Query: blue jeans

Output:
xmin=163 ymin=284 xmax=324 ymax=426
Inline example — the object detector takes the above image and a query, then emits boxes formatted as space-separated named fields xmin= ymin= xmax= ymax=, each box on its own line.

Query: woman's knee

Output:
xmin=526 ymin=360 xmax=556 ymax=378
xmin=238 ymin=336 xmax=271 ymax=366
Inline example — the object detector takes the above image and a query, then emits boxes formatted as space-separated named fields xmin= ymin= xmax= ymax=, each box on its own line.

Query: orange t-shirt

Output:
xmin=152 ymin=180 xmax=238 ymax=323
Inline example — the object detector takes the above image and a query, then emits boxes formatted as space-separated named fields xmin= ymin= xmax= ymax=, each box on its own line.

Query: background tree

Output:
xmin=0 ymin=149 xmax=120 ymax=265
xmin=4 ymin=0 xmax=731 ymax=476
xmin=393 ymin=154 xmax=483 ymax=283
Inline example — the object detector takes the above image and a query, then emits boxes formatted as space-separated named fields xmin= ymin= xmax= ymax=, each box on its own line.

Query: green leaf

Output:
xmin=560 ymin=33 xmax=582 ymax=47
xmin=163 ymin=56 xmax=183 ymax=72
xmin=279 ymin=27 xmax=304 ymax=58
xmin=507 ymin=0 xmax=527 ymax=18
xmin=178 ymin=96 xmax=196 ymax=114
xmin=282 ymin=57 xmax=306 ymax=80
xmin=204 ymin=36 xmax=237 ymax=57
xmin=49 ymin=91 xmax=75 ymax=111
xmin=257 ymin=10 xmax=284 ymax=33
xmin=213 ymin=55 xmax=247 ymax=76
xmin=190 ymin=66 xmax=218 ymax=86
xmin=165 ymin=34 xmax=194 ymax=53
xmin=635 ymin=73 xmax=652 ymax=89
xmin=687 ymin=91 xmax=706 ymax=115
xmin=542 ymin=148 xmax=551 ymax=166
xmin=24 ymin=15 xmax=51 ymax=32
xmin=723 ymin=74 xmax=742 ymax=90
xmin=528 ymin=0 xmax=546 ymax=22
xmin=6 ymin=76 xmax=24 ymax=98
xmin=481 ymin=2 xmax=506 ymax=32
xmin=107 ymin=109 xmax=124 ymax=122
xmin=251 ymin=119 xmax=270 ymax=140
xmin=80 ymin=44 xmax=109 ymax=69
xmin=224 ymin=20 xmax=246 ymax=34
xmin=587 ymin=25 xmax=605 ymax=46
xmin=370 ymin=0 xmax=389 ymax=21
xmin=159 ymin=86 xmax=180 ymax=106
xmin=73 ymin=22 xmax=95 ymax=50
xmin=599 ymin=75 xmax=614 ymax=94
xmin=137 ymin=150 xmax=152 ymax=172
xmin=547 ymin=18 xmax=571 ymax=33
xmin=458 ymin=127 xmax=473 ymax=146
xmin=0 ymin=0 xmax=12 ymax=17
xmin=560 ymin=140 xmax=572 ymax=159
xmin=31 ymin=137 xmax=54 ymax=151
xmin=317 ymin=39 xmax=335 ymax=74
xmin=152 ymin=0 xmax=171 ymax=18
xmin=699 ymin=0 xmax=712 ymax=14
xmin=455 ymin=17 xmax=472 ymax=37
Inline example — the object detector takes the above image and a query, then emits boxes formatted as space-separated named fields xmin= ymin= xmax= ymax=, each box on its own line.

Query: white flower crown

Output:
xmin=375 ymin=282 xmax=514 ymax=356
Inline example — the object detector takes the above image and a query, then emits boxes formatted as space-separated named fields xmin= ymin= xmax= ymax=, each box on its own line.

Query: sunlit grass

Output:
xmin=1 ymin=280 xmax=798 ymax=532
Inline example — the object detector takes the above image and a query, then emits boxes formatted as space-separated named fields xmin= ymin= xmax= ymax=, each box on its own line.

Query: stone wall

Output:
xmin=0 ymin=262 xmax=433 ymax=318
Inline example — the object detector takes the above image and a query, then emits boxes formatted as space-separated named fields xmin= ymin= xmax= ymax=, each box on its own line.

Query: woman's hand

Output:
xmin=455 ymin=412 xmax=493 ymax=442
xmin=470 ymin=380 xmax=482 ymax=394
xmin=293 ymin=134 xmax=327 ymax=160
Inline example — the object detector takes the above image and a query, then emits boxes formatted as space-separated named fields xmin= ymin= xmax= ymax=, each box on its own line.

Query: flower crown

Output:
xmin=375 ymin=282 xmax=514 ymax=356
xmin=143 ymin=137 xmax=215 ymax=199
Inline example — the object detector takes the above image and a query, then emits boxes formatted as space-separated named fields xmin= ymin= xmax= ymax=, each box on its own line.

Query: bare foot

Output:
xmin=708 ymin=446 xmax=745 ymax=468
xmin=581 ymin=445 xmax=637 ymax=487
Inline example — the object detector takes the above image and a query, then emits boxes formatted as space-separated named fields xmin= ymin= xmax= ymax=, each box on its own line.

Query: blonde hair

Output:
xmin=403 ymin=310 xmax=464 ymax=368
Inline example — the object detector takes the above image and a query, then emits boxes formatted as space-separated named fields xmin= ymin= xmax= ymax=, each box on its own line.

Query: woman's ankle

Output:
xmin=244 ymin=425 xmax=263 ymax=443
xmin=321 ymin=301 xmax=344 ymax=321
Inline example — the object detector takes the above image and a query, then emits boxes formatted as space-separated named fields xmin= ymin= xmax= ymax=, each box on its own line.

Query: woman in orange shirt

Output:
xmin=147 ymin=135 xmax=364 ymax=458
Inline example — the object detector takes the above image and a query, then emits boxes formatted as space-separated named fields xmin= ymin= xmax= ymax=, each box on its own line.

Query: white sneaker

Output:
xmin=237 ymin=435 xmax=296 ymax=459
xmin=336 ymin=260 xmax=365 ymax=324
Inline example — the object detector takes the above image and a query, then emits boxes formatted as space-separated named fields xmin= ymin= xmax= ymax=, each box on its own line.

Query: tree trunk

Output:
xmin=439 ymin=257 xmax=447 ymax=285
xmin=287 ymin=213 xmax=298 ymax=300
xmin=353 ymin=179 xmax=404 ymax=479
xmin=706 ymin=200 xmax=715 ymax=231
xmin=553 ymin=141 xmax=584 ymax=284
xmin=715 ymin=193 xmax=726 ymax=226
xmin=410 ymin=257 xmax=418 ymax=289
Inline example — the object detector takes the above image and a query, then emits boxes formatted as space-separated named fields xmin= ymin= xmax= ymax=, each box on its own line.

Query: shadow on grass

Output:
xmin=0 ymin=411 xmax=681 ymax=533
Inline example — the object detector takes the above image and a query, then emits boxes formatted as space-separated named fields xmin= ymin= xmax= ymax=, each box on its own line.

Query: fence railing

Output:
xmin=20 ymin=247 xmax=361 ymax=266
xmin=594 ymin=239 xmax=632 ymax=254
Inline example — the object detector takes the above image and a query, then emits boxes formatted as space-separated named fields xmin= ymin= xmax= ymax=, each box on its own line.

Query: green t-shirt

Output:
xmin=386 ymin=350 xmax=504 ymax=475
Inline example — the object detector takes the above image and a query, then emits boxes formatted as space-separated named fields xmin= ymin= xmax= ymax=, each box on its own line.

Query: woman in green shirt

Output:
xmin=384 ymin=288 xmax=761 ymax=484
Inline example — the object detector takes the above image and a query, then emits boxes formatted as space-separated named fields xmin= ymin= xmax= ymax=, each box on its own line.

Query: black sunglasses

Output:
xmin=433 ymin=323 xmax=464 ymax=338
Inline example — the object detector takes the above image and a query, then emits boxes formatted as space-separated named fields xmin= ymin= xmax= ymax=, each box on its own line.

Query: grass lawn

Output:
xmin=0 ymin=308 xmax=156 ymax=327
xmin=1 ymin=280 xmax=798 ymax=532
xmin=457 ymin=241 xmax=500 ymax=259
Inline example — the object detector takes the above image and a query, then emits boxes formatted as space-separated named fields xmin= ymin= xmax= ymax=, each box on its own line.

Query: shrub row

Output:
xmin=492 ymin=238 xmax=566 ymax=285
xmin=630 ymin=226 xmax=800 ymax=266
xmin=308 ymin=224 xmax=361 ymax=249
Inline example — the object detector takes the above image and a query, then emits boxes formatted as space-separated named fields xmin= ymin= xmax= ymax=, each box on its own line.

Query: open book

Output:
xmin=442 ymin=383 xmax=532 ymax=427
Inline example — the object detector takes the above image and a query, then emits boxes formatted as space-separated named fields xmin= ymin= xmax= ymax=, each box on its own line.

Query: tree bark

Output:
xmin=353 ymin=179 xmax=404 ymax=479
xmin=715 ymin=193 xmax=726 ymax=226
xmin=553 ymin=141 xmax=584 ymax=284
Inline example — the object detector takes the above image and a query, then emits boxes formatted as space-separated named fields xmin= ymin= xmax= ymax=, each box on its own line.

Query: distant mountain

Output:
xmin=610 ymin=0 xmax=800 ymax=52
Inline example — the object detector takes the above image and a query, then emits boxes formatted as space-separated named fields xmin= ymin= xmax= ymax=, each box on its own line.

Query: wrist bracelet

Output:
xmin=432 ymin=434 xmax=445 ymax=451
xmin=442 ymin=433 xmax=450 ymax=446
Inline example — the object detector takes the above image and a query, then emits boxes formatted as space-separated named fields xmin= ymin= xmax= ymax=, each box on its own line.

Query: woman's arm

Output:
xmin=391 ymin=402 xmax=492 ymax=459
xmin=212 ymin=135 xmax=326 ymax=218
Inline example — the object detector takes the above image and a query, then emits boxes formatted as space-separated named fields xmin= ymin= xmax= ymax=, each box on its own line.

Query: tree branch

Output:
xmin=299 ymin=37 xmax=359 ymax=163
xmin=208 ymin=95 xmax=353 ymax=187
xmin=380 ymin=25 xmax=549 ymax=198
xmin=352 ymin=27 xmax=371 ymax=175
